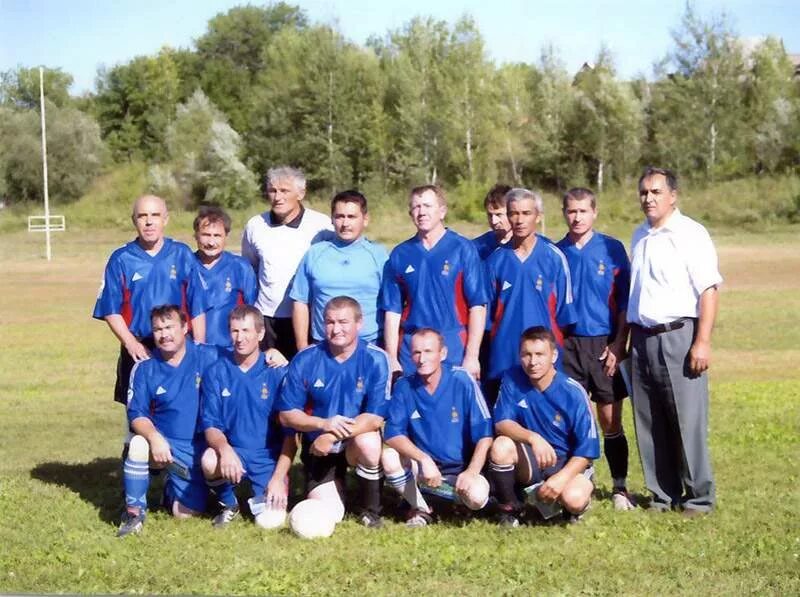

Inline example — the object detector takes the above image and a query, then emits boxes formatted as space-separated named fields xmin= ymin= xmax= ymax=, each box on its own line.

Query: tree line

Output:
xmin=1 ymin=2 xmax=798 ymax=210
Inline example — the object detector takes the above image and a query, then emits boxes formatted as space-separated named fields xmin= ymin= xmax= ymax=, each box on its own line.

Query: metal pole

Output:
xmin=39 ymin=66 xmax=52 ymax=261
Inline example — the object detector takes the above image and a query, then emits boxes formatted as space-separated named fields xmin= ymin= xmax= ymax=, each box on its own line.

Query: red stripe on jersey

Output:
xmin=181 ymin=281 xmax=192 ymax=333
xmin=490 ymin=295 xmax=505 ymax=339
xmin=548 ymin=291 xmax=564 ymax=347
xmin=398 ymin=275 xmax=412 ymax=325
xmin=608 ymin=267 xmax=619 ymax=323
xmin=121 ymin=276 xmax=133 ymax=327
xmin=304 ymin=397 xmax=314 ymax=416
xmin=454 ymin=271 xmax=470 ymax=327
xmin=236 ymin=290 xmax=245 ymax=306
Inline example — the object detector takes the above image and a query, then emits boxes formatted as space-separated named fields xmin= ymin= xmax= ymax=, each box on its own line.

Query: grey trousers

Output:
xmin=630 ymin=320 xmax=715 ymax=511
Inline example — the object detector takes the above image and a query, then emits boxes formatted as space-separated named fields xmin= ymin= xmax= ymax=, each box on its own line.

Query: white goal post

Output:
xmin=28 ymin=214 xmax=66 ymax=232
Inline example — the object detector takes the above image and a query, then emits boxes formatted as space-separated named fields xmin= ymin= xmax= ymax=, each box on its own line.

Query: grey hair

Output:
xmin=504 ymin=187 xmax=544 ymax=214
xmin=266 ymin=166 xmax=306 ymax=191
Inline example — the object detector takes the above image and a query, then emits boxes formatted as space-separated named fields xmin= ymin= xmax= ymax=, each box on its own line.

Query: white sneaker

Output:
xmin=612 ymin=490 xmax=636 ymax=511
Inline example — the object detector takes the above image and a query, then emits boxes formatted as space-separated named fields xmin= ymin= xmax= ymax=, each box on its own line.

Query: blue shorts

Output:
xmin=233 ymin=446 xmax=278 ymax=497
xmin=160 ymin=437 xmax=209 ymax=513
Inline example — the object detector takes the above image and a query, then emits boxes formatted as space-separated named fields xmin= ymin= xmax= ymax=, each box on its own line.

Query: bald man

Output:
xmin=94 ymin=195 xmax=208 ymax=407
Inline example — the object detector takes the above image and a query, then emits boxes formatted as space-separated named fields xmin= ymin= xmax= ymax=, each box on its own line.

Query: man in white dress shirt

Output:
xmin=627 ymin=167 xmax=721 ymax=516
xmin=242 ymin=166 xmax=332 ymax=359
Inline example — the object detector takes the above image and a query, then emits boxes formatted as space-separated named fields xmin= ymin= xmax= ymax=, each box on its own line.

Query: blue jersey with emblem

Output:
xmin=385 ymin=366 xmax=493 ymax=470
xmin=486 ymin=236 xmax=576 ymax=380
xmin=200 ymin=351 xmax=287 ymax=453
xmin=196 ymin=251 xmax=258 ymax=348
xmin=277 ymin=340 xmax=391 ymax=442
xmin=290 ymin=237 xmax=389 ymax=343
xmin=93 ymin=238 xmax=207 ymax=338
xmin=380 ymin=229 xmax=488 ymax=373
xmin=494 ymin=368 xmax=599 ymax=460
xmin=472 ymin=230 xmax=502 ymax=261
xmin=127 ymin=341 xmax=220 ymax=441
xmin=555 ymin=233 xmax=630 ymax=337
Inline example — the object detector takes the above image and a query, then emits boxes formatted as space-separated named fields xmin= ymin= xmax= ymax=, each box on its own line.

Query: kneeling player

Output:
xmin=382 ymin=328 xmax=493 ymax=527
xmin=118 ymin=305 xmax=219 ymax=537
xmin=489 ymin=326 xmax=599 ymax=527
xmin=278 ymin=296 xmax=391 ymax=529
xmin=200 ymin=306 xmax=296 ymax=528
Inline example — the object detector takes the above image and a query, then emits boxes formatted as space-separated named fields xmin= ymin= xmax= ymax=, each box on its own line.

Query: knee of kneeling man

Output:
xmin=380 ymin=446 xmax=402 ymax=473
xmin=128 ymin=434 xmax=150 ymax=461
xmin=560 ymin=484 xmax=591 ymax=514
xmin=490 ymin=435 xmax=516 ymax=464
xmin=200 ymin=447 xmax=218 ymax=477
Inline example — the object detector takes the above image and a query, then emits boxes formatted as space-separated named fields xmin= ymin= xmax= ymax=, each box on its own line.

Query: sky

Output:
xmin=2 ymin=0 xmax=799 ymax=95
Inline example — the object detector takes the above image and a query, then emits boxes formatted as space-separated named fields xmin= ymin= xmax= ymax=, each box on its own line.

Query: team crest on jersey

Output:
xmin=451 ymin=406 xmax=459 ymax=423
xmin=225 ymin=277 xmax=232 ymax=293
xmin=195 ymin=372 xmax=201 ymax=389
xmin=170 ymin=264 xmax=177 ymax=280
xmin=441 ymin=260 xmax=451 ymax=276
xmin=356 ymin=376 xmax=364 ymax=392
xmin=552 ymin=412 xmax=564 ymax=429
xmin=261 ymin=383 xmax=269 ymax=400
xmin=535 ymin=274 xmax=543 ymax=292
xmin=597 ymin=260 xmax=606 ymax=276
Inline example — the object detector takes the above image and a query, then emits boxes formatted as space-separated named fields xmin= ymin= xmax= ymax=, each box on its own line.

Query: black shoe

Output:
xmin=117 ymin=510 xmax=145 ymax=537
xmin=212 ymin=504 xmax=240 ymax=528
xmin=357 ymin=510 xmax=384 ymax=529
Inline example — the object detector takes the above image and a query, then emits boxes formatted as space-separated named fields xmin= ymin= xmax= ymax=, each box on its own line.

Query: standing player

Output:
xmin=382 ymin=328 xmax=493 ymax=527
xmin=193 ymin=206 xmax=258 ymax=349
xmin=290 ymin=190 xmax=388 ymax=350
xmin=484 ymin=188 xmax=576 ymax=403
xmin=278 ymin=296 xmax=391 ymax=528
xmin=489 ymin=327 xmax=599 ymax=527
xmin=381 ymin=185 xmax=487 ymax=378
xmin=472 ymin=184 xmax=512 ymax=260
xmin=556 ymin=188 xmax=634 ymax=511
xmin=200 ymin=306 xmax=296 ymax=529
xmin=242 ymin=166 xmax=332 ymax=359
xmin=118 ymin=305 xmax=219 ymax=537
xmin=94 ymin=195 xmax=207 ymax=407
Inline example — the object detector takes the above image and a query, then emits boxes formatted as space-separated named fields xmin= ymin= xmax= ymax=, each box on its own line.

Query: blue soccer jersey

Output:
xmin=93 ymin=238 xmax=207 ymax=338
xmin=196 ymin=251 xmax=258 ymax=348
xmin=127 ymin=341 xmax=220 ymax=441
xmin=277 ymin=340 xmax=391 ymax=442
xmin=486 ymin=237 xmax=576 ymax=380
xmin=384 ymin=366 xmax=493 ymax=470
xmin=494 ymin=368 xmax=600 ymax=460
xmin=200 ymin=352 xmax=287 ymax=453
xmin=473 ymin=230 xmax=501 ymax=261
xmin=290 ymin=236 xmax=389 ymax=343
xmin=556 ymin=233 xmax=630 ymax=337
xmin=380 ymin=229 xmax=488 ymax=373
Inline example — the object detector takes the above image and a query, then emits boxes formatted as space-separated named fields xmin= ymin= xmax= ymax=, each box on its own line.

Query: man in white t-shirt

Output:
xmin=242 ymin=166 xmax=332 ymax=358
xmin=627 ymin=166 xmax=721 ymax=517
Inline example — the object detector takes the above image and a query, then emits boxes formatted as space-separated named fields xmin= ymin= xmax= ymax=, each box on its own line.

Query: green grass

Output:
xmin=1 ymin=216 xmax=799 ymax=595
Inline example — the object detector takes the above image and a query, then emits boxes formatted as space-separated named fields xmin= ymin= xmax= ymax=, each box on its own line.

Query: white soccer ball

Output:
xmin=461 ymin=474 xmax=490 ymax=510
xmin=289 ymin=499 xmax=337 ymax=539
xmin=254 ymin=507 xmax=286 ymax=530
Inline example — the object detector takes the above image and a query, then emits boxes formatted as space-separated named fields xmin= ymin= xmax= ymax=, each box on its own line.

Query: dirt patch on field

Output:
xmin=718 ymin=245 xmax=800 ymax=291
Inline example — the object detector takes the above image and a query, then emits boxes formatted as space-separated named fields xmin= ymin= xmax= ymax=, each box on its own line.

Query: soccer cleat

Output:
xmin=212 ymin=504 xmax=240 ymax=528
xmin=117 ymin=510 xmax=145 ymax=537
xmin=405 ymin=508 xmax=433 ymax=528
xmin=357 ymin=510 xmax=384 ymax=529
xmin=611 ymin=488 xmax=636 ymax=511
xmin=497 ymin=512 xmax=521 ymax=528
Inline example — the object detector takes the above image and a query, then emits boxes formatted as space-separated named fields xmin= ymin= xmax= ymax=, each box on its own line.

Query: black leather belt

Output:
xmin=634 ymin=318 xmax=691 ymax=336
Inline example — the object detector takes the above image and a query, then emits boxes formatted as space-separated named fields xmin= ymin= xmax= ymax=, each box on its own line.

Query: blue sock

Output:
xmin=208 ymin=478 xmax=236 ymax=508
xmin=123 ymin=457 xmax=150 ymax=512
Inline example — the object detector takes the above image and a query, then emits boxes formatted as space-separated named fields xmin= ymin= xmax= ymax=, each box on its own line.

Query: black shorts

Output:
xmin=113 ymin=337 xmax=156 ymax=404
xmin=517 ymin=445 xmax=594 ymax=486
xmin=561 ymin=336 xmax=627 ymax=404
xmin=260 ymin=316 xmax=299 ymax=360
xmin=300 ymin=438 xmax=349 ymax=493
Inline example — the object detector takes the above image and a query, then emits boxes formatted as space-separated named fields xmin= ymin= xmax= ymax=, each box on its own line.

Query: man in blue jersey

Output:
xmin=381 ymin=185 xmax=487 ymax=378
xmin=484 ymin=188 xmax=576 ymax=404
xmin=488 ymin=327 xmax=599 ymax=527
xmin=200 ymin=305 xmax=296 ymax=529
xmin=278 ymin=296 xmax=391 ymax=529
xmin=382 ymin=328 xmax=493 ymax=527
xmin=117 ymin=305 xmax=219 ymax=537
xmin=291 ymin=190 xmax=389 ymax=351
xmin=94 ymin=194 xmax=207 ymax=405
xmin=556 ymin=188 xmax=634 ymax=511
xmin=472 ymin=184 xmax=512 ymax=260
xmin=193 ymin=206 xmax=258 ymax=349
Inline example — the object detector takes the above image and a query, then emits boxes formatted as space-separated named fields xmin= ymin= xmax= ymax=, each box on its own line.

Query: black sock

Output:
xmin=604 ymin=431 xmax=629 ymax=487
xmin=489 ymin=461 xmax=521 ymax=511
xmin=356 ymin=464 xmax=382 ymax=515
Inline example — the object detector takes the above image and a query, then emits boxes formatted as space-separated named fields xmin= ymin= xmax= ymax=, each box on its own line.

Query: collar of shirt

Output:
xmin=267 ymin=205 xmax=306 ymax=228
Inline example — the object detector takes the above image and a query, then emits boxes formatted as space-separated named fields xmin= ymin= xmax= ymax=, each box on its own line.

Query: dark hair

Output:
xmin=150 ymin=304 xmax=187 ymax=324
xmin=193 ymin=205 xmax=232 ymax=234
xmin=324 ymin=296 xmax=363 ymax=321
xmin=331 ymin=190 xmax=368 ymax=215
xmin=229 ymin=305 xmax=264 ymax=332
xmin=519 ymin=326 xmax=556 ymax=350
xmin=638 ymin=167 xmax=678 ymax=192
xmin=562 ymin=187 xmax=596 ymax=210
xmin=409 ymin=184 xmax=447 ymax=207
xmin=412 ymin=327 xmax=445 ymax=348
xmin=484 ymin=184 xmax=512 ymax=209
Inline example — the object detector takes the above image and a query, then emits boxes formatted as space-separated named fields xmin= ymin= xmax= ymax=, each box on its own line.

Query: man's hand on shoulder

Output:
xmin=125 ymin=339 xmax=151 ymax=362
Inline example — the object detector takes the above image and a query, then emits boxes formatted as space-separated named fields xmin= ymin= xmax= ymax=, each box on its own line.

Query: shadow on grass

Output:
xmin=593 ymin=484 xmax=650 ymax=509
xmin=30 ymin=457 xmax=123 ymax=523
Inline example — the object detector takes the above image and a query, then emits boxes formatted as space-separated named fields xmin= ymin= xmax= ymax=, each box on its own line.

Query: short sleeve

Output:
xmin=568 ymin=383 xmax=600 ymax=460
xmin=127 ymin=361 xmax=151 ymax=424
xmin=463 ymin=373 xmax=492 ymax=444
xmin=379 ymin=257 xmax=402 ymax=314
xmin=383 ymin=381 xmax=411 ymax=441
xmin=612 ymin=241 xmax=631 ymax=313
xmin=200 ymin=367 xmax=224 ymax=433
xmin=276 ymin=360 xmax=307 ymax=413
xmin=363 ymin=347 xmax=391 ymax=418
xmin=93 ymin=254 xmax=124 ymax=320
xmin=684 ymin=225 xmax=722 ymax=294
xmin=492 ymin=373 xmax=519 ymax=425
xmin=289 ymin=253 xmax=312 ymax=303
xmin=552 ymin=246 xmax=577 ymax=328
xmin=461 ymin=242 xmax=489 ymax=307
xmin=241 ymin=260 xmax=258 ymax=304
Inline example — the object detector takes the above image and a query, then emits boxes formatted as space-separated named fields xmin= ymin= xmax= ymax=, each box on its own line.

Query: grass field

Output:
xmin=1 ymin=213 xmax=799 ymax=595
